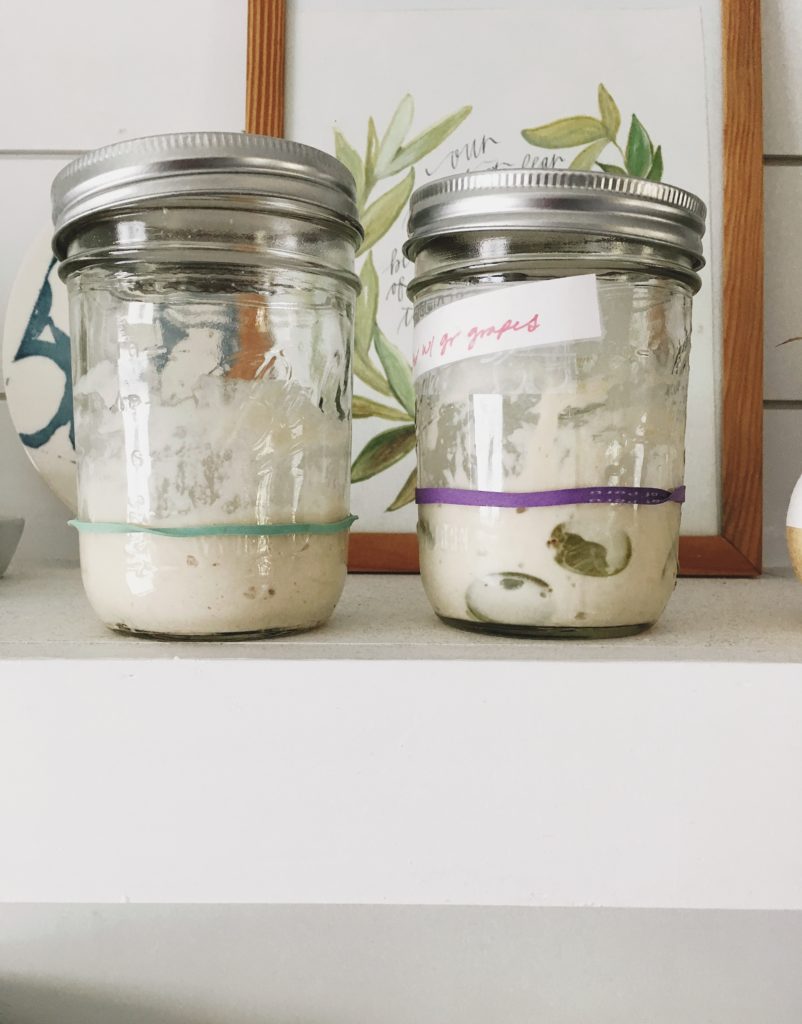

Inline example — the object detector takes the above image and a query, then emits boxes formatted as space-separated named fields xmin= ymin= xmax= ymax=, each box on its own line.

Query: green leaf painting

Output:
xmin=365 ymin=117 xmax=379 ymax=192
xmin=334 ymin=94 xmax=473 ymax=508
xmin=352 ymin=424 xmax=417 ymax=482
xmin=334 ymin=128 xmax=365 ymax=201
xmin=374 ymin=326 xmax=415 ymax=417
xmin=387 ymin=467 xmax=417 ymax=511
xmin=359 ymin=168 xmax=415 ymax=254
xmin=375 ymin=94 xmax=415 ymax=177
xmin=385 ymin=104 xmax=473 ymax=176
xmin=569 ymin=138 xmax=609 ymax=171
xmin=521 ymin=83 xmax=664 ymax=182
xmin=648 ymin=145 xmax=664 ymax=182
xmin=522 ymin=116 xmax=607 ymax=149
xmin=597 ymin=162 xmax=628 ymax=175
xmin=339 ymin=86 xmax=665 ymax=515
xmin=597 ymin=83 xmax=621 ymax=139
xmin=352 ymin=395 xmax=412 ymax=422
xmin=353 ymin=350 xmax=393 ymax=398
xmin=352 ymin=253 xmax=391 ymax=396
xmin=625 ymin=114 xmax=653 ymax=178
xmin=354 ymin=253 xmax=379 ymax=362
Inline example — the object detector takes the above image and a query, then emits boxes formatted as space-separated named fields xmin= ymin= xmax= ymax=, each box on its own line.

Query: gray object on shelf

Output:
xmin=0 ymin=517 xmax=24 ymax=577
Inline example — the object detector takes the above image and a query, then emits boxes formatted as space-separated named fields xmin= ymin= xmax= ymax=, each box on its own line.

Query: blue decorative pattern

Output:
xmin=13 ymin=258 xmax=74 ymax=449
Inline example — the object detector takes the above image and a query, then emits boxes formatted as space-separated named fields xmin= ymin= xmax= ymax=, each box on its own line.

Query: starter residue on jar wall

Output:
xmin=415 ymin=278 xmax=691 ymax=634
xmin=73 ymin=293 xmax=351 ymax=637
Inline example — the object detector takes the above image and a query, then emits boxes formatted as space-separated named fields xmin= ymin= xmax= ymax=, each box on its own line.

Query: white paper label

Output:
xmin=412 ymin=274 xmax=602 ymax=380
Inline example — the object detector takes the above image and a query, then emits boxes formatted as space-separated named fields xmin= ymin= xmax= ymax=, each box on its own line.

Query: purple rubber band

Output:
xmin=415 ymin=485 xmax=686 ymax=508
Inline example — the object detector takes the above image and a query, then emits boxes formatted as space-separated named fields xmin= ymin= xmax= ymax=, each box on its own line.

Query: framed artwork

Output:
xmin=247 ymin=0 xmax=763 ymax=577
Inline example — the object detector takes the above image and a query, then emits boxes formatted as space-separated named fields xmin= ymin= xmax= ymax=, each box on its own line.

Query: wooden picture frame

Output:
xmin=246 ymin=0 xmax=763 ymax=578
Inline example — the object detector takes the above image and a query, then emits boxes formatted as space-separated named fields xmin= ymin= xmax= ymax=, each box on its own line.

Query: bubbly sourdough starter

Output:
xmin=415 ymin=295 xmax=689 ymax=635
xmin=418 ymin=504 xmax=679 ymax=631
xmin=74 ymin=349 xmax=350 ymax=637
xmin=79 ymin=532 xmax=347 ymax=638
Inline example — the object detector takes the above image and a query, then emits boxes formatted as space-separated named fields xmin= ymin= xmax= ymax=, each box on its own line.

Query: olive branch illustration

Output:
xmin=521 ymin=83 xmax=664 ymax=180
xmin=339 ymin=85 xmax=662 ymax=514
xmin=334 ymin=95 xmax=471 ymax=511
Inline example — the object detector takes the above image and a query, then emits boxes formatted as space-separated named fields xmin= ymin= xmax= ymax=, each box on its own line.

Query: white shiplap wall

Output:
xmin=763 ymin=0 xmax=802 ymax=568
xmin=0 ymin=0 xmax=247 ymax=564
xmin=0 ymin=1 xmax=798 ymax=568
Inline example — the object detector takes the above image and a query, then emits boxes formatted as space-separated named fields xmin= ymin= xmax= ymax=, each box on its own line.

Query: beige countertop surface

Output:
xmin=1 ymin=563 xmax=801 ymax=662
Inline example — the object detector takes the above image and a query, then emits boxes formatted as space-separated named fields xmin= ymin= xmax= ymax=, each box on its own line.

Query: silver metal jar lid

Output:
xmin=404 ymin=168 xmax=706 ymax=269
xmin=51 ymin=131 xmax=363 ymax=256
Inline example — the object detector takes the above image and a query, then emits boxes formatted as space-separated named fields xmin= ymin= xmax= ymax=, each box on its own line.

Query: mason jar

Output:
xmin=52 ymin=133 xmax=362 ymax=639
xmin=404 ymin=170 xmax=706 ymax=638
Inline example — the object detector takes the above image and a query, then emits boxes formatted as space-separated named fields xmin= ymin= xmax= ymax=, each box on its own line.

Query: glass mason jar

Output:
xmin=404 ymin=170 xmax=706 ymax=638
xmin=51 ymin=133 xmax=362 ymax=639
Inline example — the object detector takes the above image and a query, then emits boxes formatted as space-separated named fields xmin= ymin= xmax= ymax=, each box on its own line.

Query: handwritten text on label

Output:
xmin=411 ymin=275 xmax=602 ymax=380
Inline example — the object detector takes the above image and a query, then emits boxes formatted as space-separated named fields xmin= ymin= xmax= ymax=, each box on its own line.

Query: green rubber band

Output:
xmin=68 ymin=515 xmax=357 ymax=537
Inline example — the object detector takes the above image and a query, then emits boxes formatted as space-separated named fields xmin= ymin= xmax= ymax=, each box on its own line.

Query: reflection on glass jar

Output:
xmin=405 ymin=170 xmax=706 ymax=638
xmin=53 ymin=135 xmax=362 ymax=638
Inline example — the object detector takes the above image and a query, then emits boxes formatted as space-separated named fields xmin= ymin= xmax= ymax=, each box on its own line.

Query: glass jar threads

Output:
xmin=52 ymin=133 xmax=362 ymax=639
xmin=404 ymin=169 xmax=706 ymax=638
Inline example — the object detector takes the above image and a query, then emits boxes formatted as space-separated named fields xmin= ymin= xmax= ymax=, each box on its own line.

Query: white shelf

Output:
xmin=1 ymin=904 xmax=800 ymax=1024
xmin=0 ymin=566 xmax=801 ymax=909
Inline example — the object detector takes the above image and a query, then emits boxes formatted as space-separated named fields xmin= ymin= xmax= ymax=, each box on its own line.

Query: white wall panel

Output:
xmin=0 ymin=157 xmax=69 ymax=397
xmin=764 ymin=406 xmax=802 ymax=568
xmin=0 ymin=399 xmax=75 ymax=566
xmin=0 ymin=0 xmax=247 ymax=151
xmin=763 ymin=0 xmax=802 ymax=155
xmin=764 ymin=165 xmax=802 ymax=400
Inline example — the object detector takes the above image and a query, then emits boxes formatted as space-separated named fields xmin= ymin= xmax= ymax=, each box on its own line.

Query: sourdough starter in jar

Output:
xmin=405 ymin=170 xmax=706 ymax=637
xmin=53 ymin=134 xmax=362 ymax=638
xmin=73 ymin=295 xmax=352 ymax=637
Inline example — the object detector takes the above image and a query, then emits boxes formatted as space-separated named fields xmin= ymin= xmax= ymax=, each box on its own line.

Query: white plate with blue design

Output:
xmin=2 ymin=228 xmax=77 ymax=511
